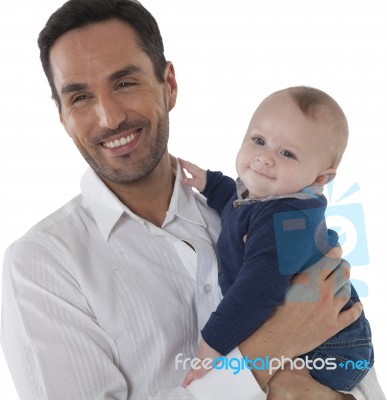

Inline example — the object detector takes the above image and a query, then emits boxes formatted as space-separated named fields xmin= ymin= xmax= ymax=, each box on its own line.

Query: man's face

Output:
xmin=50 ymin=19 xmax=177 ymax=184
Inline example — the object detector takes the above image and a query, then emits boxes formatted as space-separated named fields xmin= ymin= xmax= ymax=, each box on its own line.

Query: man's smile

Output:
xmin=102 ymin=129 xmax=141 ymax=149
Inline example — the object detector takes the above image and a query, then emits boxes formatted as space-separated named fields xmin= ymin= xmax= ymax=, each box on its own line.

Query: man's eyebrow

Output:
xmin=108 ymin=65 xmax=144 ymax=82
xmin=60 ymin=66 xmax=144 ymax=97
xmin=61 ymin=83 xmax=88 ymax=96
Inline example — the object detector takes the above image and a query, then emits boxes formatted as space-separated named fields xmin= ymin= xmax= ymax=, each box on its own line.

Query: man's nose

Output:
xmin=95 ymin=95 xmax=126 ymax=129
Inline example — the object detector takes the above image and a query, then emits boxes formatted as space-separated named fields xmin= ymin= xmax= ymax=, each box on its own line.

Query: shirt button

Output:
xmin=204 ymin=284 xmax=212 ymax=294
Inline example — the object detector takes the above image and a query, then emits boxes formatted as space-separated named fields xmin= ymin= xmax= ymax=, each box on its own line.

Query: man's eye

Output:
xmin=73 ymin=94 xmax=88 ymax=104
xmin=282 ymin=150 xmax=296 ymax=159
xmin=253 ymin=137 xmax=265 ymax=146
xmin=117 ymin=81 xmax=136 ymax=89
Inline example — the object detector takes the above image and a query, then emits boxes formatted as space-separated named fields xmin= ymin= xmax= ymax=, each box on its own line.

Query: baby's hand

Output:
xmin=178 ymin=159 xmax=207 ymax=193
xmin=182 ymin=338 xmax=221 ymax=387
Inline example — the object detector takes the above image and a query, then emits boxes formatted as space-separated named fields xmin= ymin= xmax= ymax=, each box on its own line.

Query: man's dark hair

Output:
xmin=38 ymin=0 xmax=167 ymax=105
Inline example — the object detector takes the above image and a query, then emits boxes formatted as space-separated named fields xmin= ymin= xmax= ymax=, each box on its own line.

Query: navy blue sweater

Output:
xmin=201 ymin=170 xmax=363 ymax=355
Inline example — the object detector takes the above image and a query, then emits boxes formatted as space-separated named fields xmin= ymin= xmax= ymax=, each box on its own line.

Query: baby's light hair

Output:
xmin=274 ymin=86 xmax=349 ymax=169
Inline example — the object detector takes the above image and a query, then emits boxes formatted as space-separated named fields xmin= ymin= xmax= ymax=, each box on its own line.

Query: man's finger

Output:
xmin=297 ymin=251 xmax=342 ymax=286
xmin=338 ymin=302 xmax=363 ymax=330
xmin=334 ymin=281 xmax=351 ymax=302
xmin=327 ymin=259 xmax=351 ymax=295
xmin=324 ymin=245 xmax=343 ymax=261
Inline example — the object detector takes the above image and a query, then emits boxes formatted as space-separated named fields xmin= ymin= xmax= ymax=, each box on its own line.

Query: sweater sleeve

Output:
xmin=202 ymin=198 xmax=336 ymax=355
xmin=201 ymin=170 xmax=237 ymax=216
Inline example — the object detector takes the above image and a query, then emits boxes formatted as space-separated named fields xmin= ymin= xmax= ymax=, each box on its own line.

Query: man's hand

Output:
xmin=273 ymin=246 xmax=363 ymax=358
xmin=268 ymin=363 xmax=355 ymax=400
xmin=239 ymin=247 xmax=363 ymax=389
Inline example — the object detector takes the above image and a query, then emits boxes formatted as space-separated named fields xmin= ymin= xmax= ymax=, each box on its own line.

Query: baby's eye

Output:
xmin=281 ymin=150 xmax=296 ymax=159
xmin=253 ymin=137 xmax=265 ymax=146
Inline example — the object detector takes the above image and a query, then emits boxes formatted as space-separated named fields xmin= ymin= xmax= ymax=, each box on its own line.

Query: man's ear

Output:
xmin=314 ymin=168 xmax=336 ymax=185
xmin=164 ymin=61 xmax=178 ymax=111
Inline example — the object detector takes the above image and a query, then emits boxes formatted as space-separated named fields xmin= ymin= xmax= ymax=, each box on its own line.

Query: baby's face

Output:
xmin=235 ymin=92 xmax=333 ymax=199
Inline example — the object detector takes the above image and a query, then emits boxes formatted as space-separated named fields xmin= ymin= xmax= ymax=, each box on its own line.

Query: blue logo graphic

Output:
xmin=324 ymin=182 xmax=369 ymax=265
xmin=273 ymin=182 xmax=369 ymax=298
xmin=337 ymin=359 xmax=371 ymax=371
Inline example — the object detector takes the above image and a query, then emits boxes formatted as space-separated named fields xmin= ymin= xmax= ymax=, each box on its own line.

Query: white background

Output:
xmin=0 ymin=0 xmax=386 ymax=397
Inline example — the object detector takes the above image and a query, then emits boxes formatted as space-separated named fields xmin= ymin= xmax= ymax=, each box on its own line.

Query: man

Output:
xmin=1 ymin=0 xmax=385 ymax=399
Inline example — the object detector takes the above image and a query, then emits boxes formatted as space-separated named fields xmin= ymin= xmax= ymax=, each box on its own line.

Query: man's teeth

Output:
xmin=103 ymin=132 xmax=138 ymax=149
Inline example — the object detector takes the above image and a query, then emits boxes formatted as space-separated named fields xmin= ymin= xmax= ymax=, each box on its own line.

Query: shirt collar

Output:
xmin=80 ymin=164 xmax=207 ymax=242
xmin=163 ymin=163 xmax=207 ymax=228
xmin=80 ymin=168 xmax=128 ymax=241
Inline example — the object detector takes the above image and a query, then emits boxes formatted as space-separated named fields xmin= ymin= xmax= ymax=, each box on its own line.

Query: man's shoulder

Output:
xmin=193 ymin=190 xmax=221 ymax=221
xmin=2 ymin=194 xmax=97 ymax=309
xmin=7 ymin=194 xmax=90 ymax=253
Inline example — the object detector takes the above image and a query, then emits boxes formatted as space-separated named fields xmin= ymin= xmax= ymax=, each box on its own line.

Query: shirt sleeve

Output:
xmin=342 ymin=366 xmax=386 ymax=399
xmin=1 ymin=240 xmax=264 ymax=400
xmin=1 ymin=239 xmax=130 ymax=399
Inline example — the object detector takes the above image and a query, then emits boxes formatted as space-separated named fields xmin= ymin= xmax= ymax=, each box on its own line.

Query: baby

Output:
xmin=180 ymin=86 xmax=373 ymax=391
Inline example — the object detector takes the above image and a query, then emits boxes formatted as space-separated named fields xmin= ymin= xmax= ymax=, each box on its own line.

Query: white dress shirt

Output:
xmin=1 ymin=166 xmax=385 ymax=400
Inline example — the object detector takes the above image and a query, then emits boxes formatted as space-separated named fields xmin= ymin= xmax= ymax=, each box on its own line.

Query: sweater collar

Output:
xmin=233 ymin=177 xmax=324 ymax=208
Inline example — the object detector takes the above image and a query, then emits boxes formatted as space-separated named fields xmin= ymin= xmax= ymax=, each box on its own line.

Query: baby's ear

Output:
xmin=314 ymin=168 xmax=336 ymax=185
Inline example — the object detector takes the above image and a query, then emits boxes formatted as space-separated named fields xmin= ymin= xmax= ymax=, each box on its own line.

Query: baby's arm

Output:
xmin=178 ymin=159 xmax=207 ymax=193
xmin=182 ymin=337 xmax=221 ymax=387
